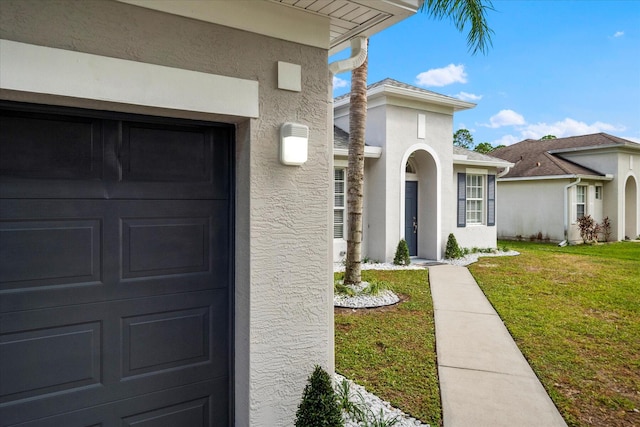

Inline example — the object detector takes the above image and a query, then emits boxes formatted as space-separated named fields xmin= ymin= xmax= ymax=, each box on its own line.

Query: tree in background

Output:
xmin=453 ymin=128 xmax=474 ymax=149
xmin=473 ymin=141 xmax=494 ymax=154
xmin=540 ymin=134 xmax=557 ymax=140
xmin=344 ymin=0 xmax=495 ymax=285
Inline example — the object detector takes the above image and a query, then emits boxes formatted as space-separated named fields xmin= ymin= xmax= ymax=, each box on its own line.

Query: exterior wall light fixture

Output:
xmin=280 ymin=122 xmax=308 ymax=165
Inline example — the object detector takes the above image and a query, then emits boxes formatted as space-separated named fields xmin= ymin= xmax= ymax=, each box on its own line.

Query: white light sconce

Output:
xmin=280 ymin=122 xmax=308 ymax=166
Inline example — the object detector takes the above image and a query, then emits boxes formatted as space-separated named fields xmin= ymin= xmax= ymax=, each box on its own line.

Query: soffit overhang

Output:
xmin=117 ymin=0 xmax=421 ymax=55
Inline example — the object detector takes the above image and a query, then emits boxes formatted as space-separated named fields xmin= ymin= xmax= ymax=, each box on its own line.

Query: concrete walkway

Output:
xmin=428 ymin=264 xmax=567 ymax=427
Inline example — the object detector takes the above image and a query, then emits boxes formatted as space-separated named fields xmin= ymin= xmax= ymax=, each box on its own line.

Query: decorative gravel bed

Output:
xmin=335 ymin=373 xmax=429 ymax=427
xmin=333 ymin=250 xmax=520 ymax=309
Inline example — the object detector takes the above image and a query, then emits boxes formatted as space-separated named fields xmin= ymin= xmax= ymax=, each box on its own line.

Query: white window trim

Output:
xmin=575 ymin=185 xmax=587 ymax=221
xmin=466 ymin=174 xmax=485 ymax=225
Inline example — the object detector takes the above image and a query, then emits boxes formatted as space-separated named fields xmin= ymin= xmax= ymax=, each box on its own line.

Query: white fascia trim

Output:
xmin=453 ymin=158 xmax=514 ymax=168
xmin=118 ymin=0 xmax=329 ymax=50
xmin=369 ymin=85 xmax=476 ymax=111
xmin=333 ymin=84 xmax=475 ymax=112
xmin=0 ymin=40 xmax=259 ymax=118
xmin=333 ymin=146 xmax=383 ymax=158
xmin=549 ymin=144 xmax=640 ymax=154
xmin=499 ymin=174 xmax=614 ymax=182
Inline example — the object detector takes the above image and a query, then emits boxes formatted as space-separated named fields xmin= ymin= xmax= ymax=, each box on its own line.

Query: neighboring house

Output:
xmin=333 ymin=79 xmax=513 ymax=262
xmin=0 ymin=1 xmax=420 ymax=426
xmin=491 ymin=133 xmax=640 ymax=243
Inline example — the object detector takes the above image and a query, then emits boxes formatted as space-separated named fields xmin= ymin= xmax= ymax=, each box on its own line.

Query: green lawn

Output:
xmin=334 ymin=269 xmax=441 ymax=426
xmin=470 ymin=241 xmax=640 ymax=427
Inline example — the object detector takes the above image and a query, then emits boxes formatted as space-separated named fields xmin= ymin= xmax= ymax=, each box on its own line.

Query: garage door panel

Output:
xmin=0 ymin=218 xmax=102 ymax=288
xmin=4 ymin=381 xmax=226 ymax=427
xmin=0 ymin=321 xmax=102 ymax=403
xmin=0 ymin=111 xmax=103 ymax=180
xmin=0 ymin=290 xmax=228 ymax=426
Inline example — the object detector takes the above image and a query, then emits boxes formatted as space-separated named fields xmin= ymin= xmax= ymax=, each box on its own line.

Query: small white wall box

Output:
xmin=280 ymin=122 xmax=309 ymax=165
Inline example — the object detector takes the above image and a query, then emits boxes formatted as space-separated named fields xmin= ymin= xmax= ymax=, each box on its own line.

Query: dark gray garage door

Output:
xmin=0 ymin=103 xmax=233 ymax=426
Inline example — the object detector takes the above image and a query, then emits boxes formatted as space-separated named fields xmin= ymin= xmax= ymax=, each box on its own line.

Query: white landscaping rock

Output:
xmin=335 ymin=373 xmax=430 ymax=427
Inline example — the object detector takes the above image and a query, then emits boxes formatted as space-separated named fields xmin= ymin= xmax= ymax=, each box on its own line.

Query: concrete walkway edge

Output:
xmin=428 ymin=264 xmax=567 ymax=427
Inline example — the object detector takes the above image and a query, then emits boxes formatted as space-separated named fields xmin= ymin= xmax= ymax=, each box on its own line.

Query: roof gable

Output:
xmin=491 ymin=133 xmax=639 ymax=178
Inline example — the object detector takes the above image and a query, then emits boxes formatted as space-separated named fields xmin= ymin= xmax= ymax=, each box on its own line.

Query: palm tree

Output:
xmin=343 ymin=0 xmax=494 ymax=285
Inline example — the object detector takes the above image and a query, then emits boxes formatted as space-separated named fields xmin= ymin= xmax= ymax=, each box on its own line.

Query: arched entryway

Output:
xmin=624 ymin=175 xmax=638 ymax=239
xmin=400 ymin=146 xmax=440 ymax=260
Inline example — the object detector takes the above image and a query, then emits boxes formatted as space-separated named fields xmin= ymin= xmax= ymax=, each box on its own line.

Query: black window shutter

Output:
xmin=487 ymin=174 xmax=496 ymax=226
xmin=457 ymin=173 xmax=466 ymax=227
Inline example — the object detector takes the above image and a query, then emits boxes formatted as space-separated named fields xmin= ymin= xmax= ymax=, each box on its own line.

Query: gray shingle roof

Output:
xmin=334 ymin=78 xmax=463 ymax=103
xmin=333 ymin=126 xmax=349 ymax=149
xmin=491 ymin=133 xmax=640 ymax=178
xmin=453 ymin=146 xmax=505 ymax=162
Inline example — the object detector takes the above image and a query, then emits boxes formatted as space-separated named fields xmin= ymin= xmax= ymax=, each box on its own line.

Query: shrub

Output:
xmin=600 ymin=217 xmax=612 ymax=242
xmin=362 ymin=280 xmax=390 ymax=296
xmin=393 ymin=239 xmax=411 ymax=266
xmin=444 ymin=233 xmax=462 ymax=259
xmin=295 ymin=365 xmax=344 ymax=427
xmin=577 ymin=215 xmax=600 ymax=243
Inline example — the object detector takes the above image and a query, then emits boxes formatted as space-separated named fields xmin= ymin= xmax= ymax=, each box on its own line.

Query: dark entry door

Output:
xmin=405 ymin=181 xmax=418 ymax=256
xmin=0 ymin=103 xmax=233 ymax=426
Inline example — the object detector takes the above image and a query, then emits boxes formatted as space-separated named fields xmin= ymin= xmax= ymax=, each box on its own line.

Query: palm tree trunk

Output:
xmin=344 ymin=41 xmax=368 ymax=285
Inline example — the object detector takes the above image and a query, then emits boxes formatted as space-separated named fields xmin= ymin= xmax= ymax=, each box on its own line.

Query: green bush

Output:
xmin=445 ymin=233 xmax=462 ymax=259
xmin=295 ymin=365 xmax=344 ymax=427
xmin=393 ymin=239 xmax=411 ymax=265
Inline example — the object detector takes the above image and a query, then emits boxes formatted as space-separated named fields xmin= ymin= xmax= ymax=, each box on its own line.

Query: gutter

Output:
xmin=333 ymin=146 xmax=382 ymax=159
xmin=328 ymin=37 xmax=367 ymax=75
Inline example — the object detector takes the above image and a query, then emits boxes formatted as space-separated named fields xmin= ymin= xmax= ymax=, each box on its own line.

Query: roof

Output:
xmin=334 ymin=78 xmax=475 ymax=111
xmin=119 ymin=0 xmax=421 ymax=54
xmin=333 ymin=126 xmax=382 ymax=158
xmin=453 ymin=146 xmax=514 ymax=168
xmin=491 ymin=133 xmax=640 ymax=179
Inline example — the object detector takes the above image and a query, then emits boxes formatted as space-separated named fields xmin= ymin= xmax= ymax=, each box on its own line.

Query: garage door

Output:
xmin=0 ymin=103 xmax=233 ymax=426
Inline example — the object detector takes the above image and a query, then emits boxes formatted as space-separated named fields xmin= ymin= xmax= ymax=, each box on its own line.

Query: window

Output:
xmin=595 ymin=186 xmax=602 ymax=200
xmin=466 ymin=174 xmax=484 ymax=225
xmin=576 ymin=185 xmax=586 ymax=219
xmin=334 ymin=168 xmax=345 ymax=239
xmin=457 ymin=173 xmax=495 ymax=227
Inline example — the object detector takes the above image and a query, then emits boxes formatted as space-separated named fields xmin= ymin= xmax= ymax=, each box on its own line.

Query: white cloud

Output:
xmin=623 ymin=136 xmax=640 ymax=143
xmin=333 ymin=76 xmax=349 ymax=89
xmin=416 ymin=64 xmax=467 ymax=87
xmin=491 ymin=118 xmax=627 ymax=146
xmin=520 ymin=118 xmax=624 ymax=139
xmin=454 ymin=91 xmax=482 ymax=102
xmin=484 ymin=109 xmax=526 ymax=128
xmin=613 ymin=31 xmax=624 ymax=38
xmin=492 ymin=134 xmax=521 ymax=146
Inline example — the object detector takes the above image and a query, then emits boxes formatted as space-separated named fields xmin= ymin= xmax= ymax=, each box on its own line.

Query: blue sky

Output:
xmin=330 ymin=0 xmax=640 ymax=146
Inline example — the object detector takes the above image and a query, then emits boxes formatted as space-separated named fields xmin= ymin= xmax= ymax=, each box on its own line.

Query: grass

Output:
xmin=470 ymin=240 xmax=640 ymax=427
xmin=334 ymin=269 xmax=441 ymax=426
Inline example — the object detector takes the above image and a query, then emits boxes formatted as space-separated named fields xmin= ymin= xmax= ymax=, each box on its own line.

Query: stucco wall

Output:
xmin=0 ymin=1 xmax=333 ymax=426
xmin=497 ymin=180 xmax=566 ymax=241
xmin=560 ymin=150 xmax=640 ymax=240
xmin=451 ymin=165 xmax=498 ymax=249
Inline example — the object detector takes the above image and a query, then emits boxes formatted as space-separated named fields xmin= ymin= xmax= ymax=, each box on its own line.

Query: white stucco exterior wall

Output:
xmin=497 ymin=179 xmax=566 ymax=241
xmin=0 ymin=1 xmax=334 ymax=425
xmin=452 ymin=164 xmax=499 ymax=249
xmin=551 ymin=149 xmax=640 ymax=240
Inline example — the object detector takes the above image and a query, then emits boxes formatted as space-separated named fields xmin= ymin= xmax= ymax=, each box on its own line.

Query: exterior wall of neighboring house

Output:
xmin=452 ymin=164 xmax=499 ymax=248
xmin=1 ymin=1 xmax=333 ymax=425
xmin=497 ymin=179 xmax=566 ymax=241
xmin=497 ymin=178 xmax=609 ymax=243
xmin=558 ymin=149 xmax=640 ymax=240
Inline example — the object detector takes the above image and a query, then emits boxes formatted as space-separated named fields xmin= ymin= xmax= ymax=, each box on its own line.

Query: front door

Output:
xmin=405 ymin=181 xmax=418 ymax=256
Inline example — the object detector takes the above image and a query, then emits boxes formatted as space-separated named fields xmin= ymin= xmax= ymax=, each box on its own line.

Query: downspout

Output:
xmin=328 ymin=36 xmax=368 ymax=75
xmin=562 ymin=177 xmax=581 ymax=244
xmin=497 ymin=165 xmax=511 ymax=178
